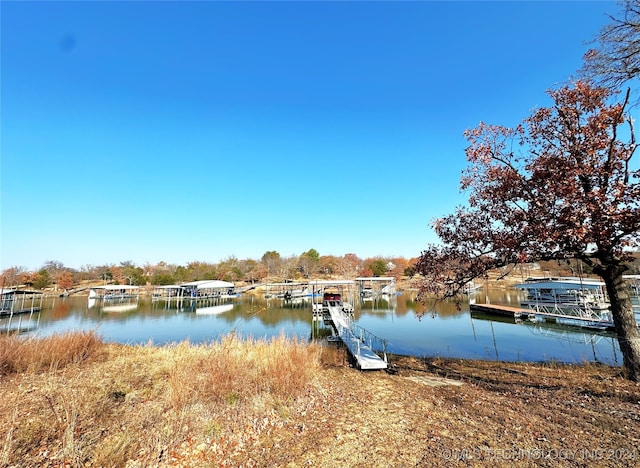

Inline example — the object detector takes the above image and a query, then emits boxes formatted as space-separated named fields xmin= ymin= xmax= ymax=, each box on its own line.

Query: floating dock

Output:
xmin=470 ymin=303 xmax=616 ymax=331
xmin=469 ymin=303 xmax=529 ymax=318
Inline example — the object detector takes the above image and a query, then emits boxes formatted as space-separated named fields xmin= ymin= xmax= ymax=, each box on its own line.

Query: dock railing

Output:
xmin=349 ymin=322 xmax=388 ymax=363
xmin=326 ymin=306 xmax=388 ymax=368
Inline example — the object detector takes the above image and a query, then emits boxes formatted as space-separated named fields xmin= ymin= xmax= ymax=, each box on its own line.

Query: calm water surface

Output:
xmin=3 ymin=289 xmax=636 ymax=366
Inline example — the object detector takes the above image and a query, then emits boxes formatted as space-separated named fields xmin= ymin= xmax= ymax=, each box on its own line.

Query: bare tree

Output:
xmin=582 ymin=0 xmax=640 ymax=90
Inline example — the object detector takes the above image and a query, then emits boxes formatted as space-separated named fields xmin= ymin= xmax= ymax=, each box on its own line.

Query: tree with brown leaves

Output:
xmin=416 ymin=82 xmax=640 ymax=380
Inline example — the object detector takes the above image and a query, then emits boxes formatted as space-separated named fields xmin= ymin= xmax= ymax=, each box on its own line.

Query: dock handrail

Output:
xmin=326 ymin=305 xmax=388 ymax=367
xmin=350 ymin=322 xmax=388 ymax=362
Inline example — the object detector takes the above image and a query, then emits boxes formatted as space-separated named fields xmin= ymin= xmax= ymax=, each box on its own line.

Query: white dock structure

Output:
xmin=263 ymin=281 xmax=310 ymax=299
xmin=152 ymin=280 xmax=237 ymax=302
xmin=1 ymin=289 xmax=44 ymax=335
xmin=355 ymin=276 xmax=396 ymax=299
xmin=88 ymin=285 xmax=140 ymax=300
xmin=515 ymin=277 xmax=615 ymax=329
xmin=310 ymin=280 xmax=388 ymax=370
xmin=1 ymin=289 xmax=44 ymax=316
xmin=88 ymin=285 xmax=140 ymax=312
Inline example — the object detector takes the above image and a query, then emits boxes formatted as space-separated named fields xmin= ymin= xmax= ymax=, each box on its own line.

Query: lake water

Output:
xmin=2 ymin=289 xmax=635 ymax=366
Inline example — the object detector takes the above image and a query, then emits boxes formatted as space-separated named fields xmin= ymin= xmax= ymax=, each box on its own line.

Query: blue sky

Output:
xmin=0 ymin=1 xmax=621 ymax=271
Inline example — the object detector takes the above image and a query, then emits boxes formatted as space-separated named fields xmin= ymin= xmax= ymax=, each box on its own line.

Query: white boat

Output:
xmin=360 ymin=287 xmax=375 ymax=299
xmin=516 ymin=277 xmax=613 ymax=329
xmin=263 ymin=282 xmax=310 ymax=299
xmin=282 ymin=288 xmax=310 ymax=300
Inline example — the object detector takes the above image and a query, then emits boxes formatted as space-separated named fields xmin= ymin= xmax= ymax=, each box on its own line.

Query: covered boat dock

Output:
xmin=355 ymin=276 xmax=396 ymax=299
xmin=152 ymin=280 xmax=237 ymax=302
xmin=0 ymin=289 xmax=44 ymax=316
xmin=88 ymin=285 xmax=140 ymax=300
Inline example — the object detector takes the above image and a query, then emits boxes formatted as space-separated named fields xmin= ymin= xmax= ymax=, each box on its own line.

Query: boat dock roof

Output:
xmin=90 ymin=285 xmax=140 ymax=291
xmin=1 ymin=288 xmax=44 ymax=295
xmin=180 ymin=280 xmax=235 ymax=289
xmin=516 ymin=278 xmax=606 ymax=290
xmin=355 ymin=277 xmax=395 ymax=282
xmin=308 ymin=280 xmax=355 ymax=286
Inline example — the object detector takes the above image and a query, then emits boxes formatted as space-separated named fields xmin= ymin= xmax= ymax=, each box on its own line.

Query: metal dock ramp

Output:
xmin=326 ymin=304 xmax=388 ymax=370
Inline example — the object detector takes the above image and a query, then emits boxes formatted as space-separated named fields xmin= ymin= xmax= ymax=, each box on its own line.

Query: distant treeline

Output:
xmin=3 ymin=251 xmax=638 ymax=291
xmin=0 ymin=250 xmax=419 ymax=290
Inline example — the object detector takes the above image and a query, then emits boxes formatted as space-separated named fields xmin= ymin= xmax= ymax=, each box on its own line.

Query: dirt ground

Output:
xmin=231 ymin=354 xmax=640 ymax=467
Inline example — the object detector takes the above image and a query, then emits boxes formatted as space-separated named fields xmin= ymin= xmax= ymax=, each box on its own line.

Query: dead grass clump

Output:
xmin=168 ymin=333 xmax=322 ymax=407
xmin=319 ymin=343 xmax=347 ymax=367
xmin=249 ymin=333 xmax=322 ymax=397
xmin=0 ymin=331 xmax=102 ymax=375
xmin=90 ymin=429 xmax=138 ymax=468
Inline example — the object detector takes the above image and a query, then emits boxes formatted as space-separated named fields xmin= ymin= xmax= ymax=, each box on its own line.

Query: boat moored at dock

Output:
xmin=355 ymin=277 xmax=396 ymax=300
xmin=263 ymin=282 xmax=311 ymax=300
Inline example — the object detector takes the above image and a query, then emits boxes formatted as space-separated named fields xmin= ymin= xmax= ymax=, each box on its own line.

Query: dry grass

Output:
xmin=0 ymin=331 xmax=102 ymax=375
xmin=1 ymin=333 xmax=640 ymax=467
xmin=0 ymin=332 xmax=323 ymax=467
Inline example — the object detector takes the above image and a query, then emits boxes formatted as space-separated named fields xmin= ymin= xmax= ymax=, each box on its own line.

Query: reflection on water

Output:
xmin=1 ymin=288 xmax=632 ymax=366
xmin=0 ymin=310 xmax=41 ymax=335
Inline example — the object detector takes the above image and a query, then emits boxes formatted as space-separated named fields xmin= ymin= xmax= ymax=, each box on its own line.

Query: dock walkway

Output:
xmin=325 ymin=304 xmax=388 ymax=370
